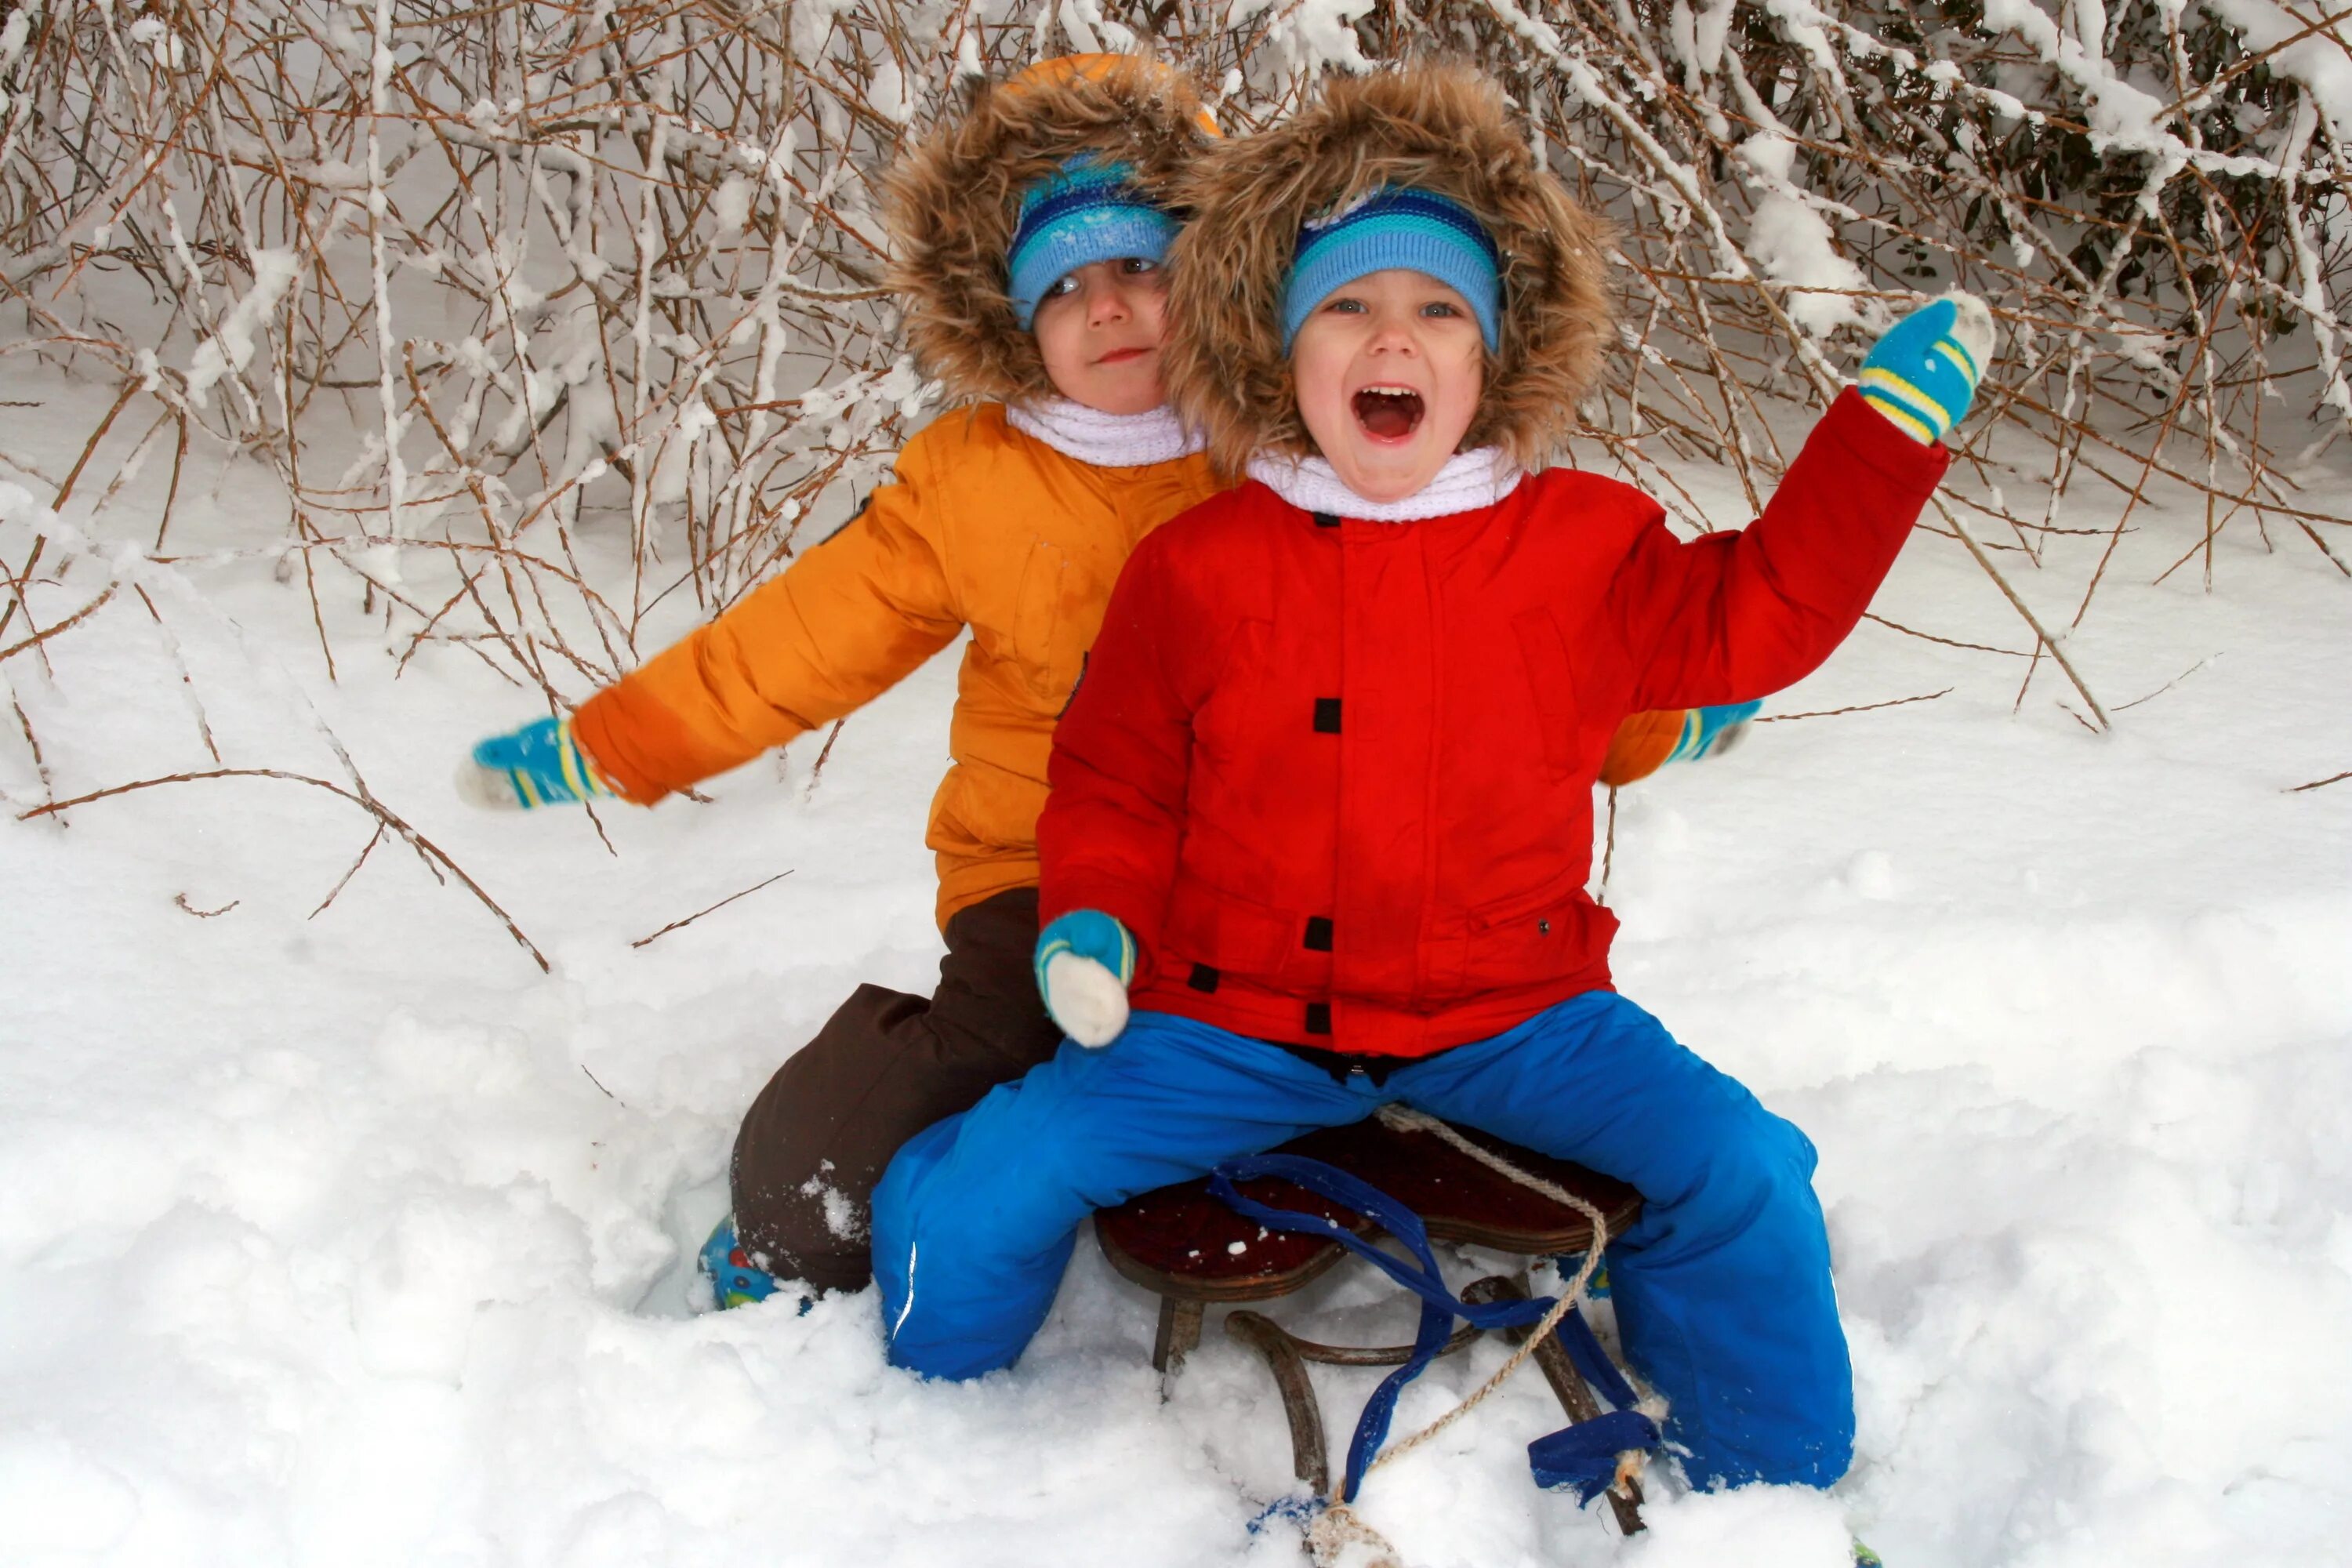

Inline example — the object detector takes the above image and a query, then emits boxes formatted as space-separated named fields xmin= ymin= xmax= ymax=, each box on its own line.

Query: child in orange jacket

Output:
xmin=459 ymin=56 xmax=1225 ymax=1301
xmin=459 ymin=57 xmax=1740 ymax=1307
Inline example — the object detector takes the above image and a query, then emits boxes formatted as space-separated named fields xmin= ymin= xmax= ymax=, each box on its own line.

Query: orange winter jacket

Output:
xmin=573 ymin=405 xmax=1222 ymax=927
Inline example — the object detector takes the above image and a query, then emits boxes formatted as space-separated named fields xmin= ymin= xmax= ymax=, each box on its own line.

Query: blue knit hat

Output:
xmin=1007 ymin=156 xmax=1179 ymax=329
xmin=1279 ymin=187 xmax=1502 ymax=352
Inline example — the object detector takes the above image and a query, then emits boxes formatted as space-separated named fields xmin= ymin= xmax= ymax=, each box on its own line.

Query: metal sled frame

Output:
xmin=1093 ymin=1117 xmax=1650 ymax=1535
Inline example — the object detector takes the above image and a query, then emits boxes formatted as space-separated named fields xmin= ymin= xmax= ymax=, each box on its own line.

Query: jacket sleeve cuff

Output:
xmin=571 ymin=684 xmax=701 ymax=805
xmin=1039 ymin=877 xmax=1167 ymax=989
xmin=1818 ymin=385 xmax=1952 ymax=494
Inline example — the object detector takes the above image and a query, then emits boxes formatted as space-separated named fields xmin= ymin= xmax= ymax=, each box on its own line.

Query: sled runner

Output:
xmin=1094 ymin=1113 xmax=1653 ymax=1534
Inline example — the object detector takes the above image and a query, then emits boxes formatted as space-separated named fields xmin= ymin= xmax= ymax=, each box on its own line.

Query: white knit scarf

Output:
xmin=1006 ymin=397 xmax=1203 ymax=467
xmin=1245 ymin=446 xmax=1523 ymax=522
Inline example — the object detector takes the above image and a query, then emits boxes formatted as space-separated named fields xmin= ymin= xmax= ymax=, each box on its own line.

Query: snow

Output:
xmin=1735 ymin=134 xmax=1869 ymax=338
xmin=712 ymin=176 xmax=753 ymax=237
xmin=3 ymin=365 xmax=2350 ymax=1568
xmin=2199 ymin=0 xmax=2352 ymax=127
xmin=182 ymin=249 xmax=301 ymax=409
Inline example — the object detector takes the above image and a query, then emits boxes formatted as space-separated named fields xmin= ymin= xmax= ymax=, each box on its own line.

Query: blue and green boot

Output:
xmin=699 ymin=1216 xmax=785 ymax=1308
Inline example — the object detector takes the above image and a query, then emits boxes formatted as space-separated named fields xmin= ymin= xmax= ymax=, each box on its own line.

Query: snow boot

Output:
xmin=1554 ymin=1249 xmax=1613 ymax=1300
xmin=699 ymin=1215 xmax=786 ymax=1309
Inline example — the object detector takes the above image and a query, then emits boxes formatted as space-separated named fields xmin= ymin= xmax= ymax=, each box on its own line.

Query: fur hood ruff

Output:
xmin=885 ymin=55 xmax=1217 ymax=408
xmin=1165 ymin=65 xmax=1616 ymax=476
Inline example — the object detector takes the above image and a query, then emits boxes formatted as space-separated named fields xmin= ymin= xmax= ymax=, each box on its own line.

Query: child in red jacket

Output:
xmin=872 ymin=66 xmax=1991 ymax=1494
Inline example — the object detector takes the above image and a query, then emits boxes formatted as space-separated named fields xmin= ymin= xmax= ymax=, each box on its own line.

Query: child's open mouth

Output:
xmin=1352 ymin=385 xmax=1425 ymax=441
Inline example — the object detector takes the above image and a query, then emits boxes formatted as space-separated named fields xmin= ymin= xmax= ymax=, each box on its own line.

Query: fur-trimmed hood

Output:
xmin=884 ymin=55 xmax=1217 ymax=408
xmin=1165 ymin=64 xmax=1616 ymax=477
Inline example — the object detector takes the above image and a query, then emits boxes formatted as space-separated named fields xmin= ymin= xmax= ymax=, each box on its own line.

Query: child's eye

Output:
xmin=1322 ymin=296 xmax=1365 ymax=314
xmin=1045 ymin=274 xmax=1080 ymax=299
xmin=1120 ymin=256 xmax=1160 ymax=276
xmin=1421 ymin=300 xmax=1459 ymax=318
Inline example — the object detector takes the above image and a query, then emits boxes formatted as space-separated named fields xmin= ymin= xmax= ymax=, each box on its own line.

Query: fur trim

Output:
xmin=884 ymin=55 xmax=1217 ymax=407
xmin=1165 ymin=64 xmax=1617 ymax=476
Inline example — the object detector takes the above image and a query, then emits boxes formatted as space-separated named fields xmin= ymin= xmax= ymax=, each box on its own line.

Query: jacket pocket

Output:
xmin=1456 ymin=872 xmax=1596 ymax=993
xmin=1161 ymin=871 xmax=1301 ymax=985
xmin=1512 ymin=608 xmax=1582 ymax=778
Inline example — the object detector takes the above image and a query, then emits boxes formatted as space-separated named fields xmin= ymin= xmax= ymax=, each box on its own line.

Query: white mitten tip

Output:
xmin=1044 ymin=951 xmax=1131 ymax=1048
xmin=454 ymin=759 xmax=526 ymax=811
xmin=1943 ymin=290 xmax=1997 ymax=374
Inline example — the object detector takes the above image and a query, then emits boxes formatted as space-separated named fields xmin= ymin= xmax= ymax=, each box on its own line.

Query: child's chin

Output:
xmin=1066 ymin=370 xmax=1167 ymax=417
xmin=1333 ymin=441 xmax=1443 ymax=503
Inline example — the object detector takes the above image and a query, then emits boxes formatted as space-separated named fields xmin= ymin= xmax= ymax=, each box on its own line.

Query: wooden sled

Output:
xmin=1093 ymin=1115 xmax=1652 ymax=1534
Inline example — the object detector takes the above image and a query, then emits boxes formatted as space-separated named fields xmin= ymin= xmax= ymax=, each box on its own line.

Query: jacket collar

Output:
xmin=1244 ymin=447 xmax=1522 ymax=523
xmin=1005 ymin=397 xmax=1204 ymax=468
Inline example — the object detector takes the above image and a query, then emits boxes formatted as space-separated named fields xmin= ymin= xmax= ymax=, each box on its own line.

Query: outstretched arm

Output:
xmin=463 ymin=439 xmax=963 ymax=809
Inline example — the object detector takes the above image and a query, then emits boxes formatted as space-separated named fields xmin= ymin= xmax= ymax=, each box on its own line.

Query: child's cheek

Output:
xmin=1134 ymin=284 xmax=1172 ymax=347
xmin=1288 ymin=343 xmax=1351 ymax=454
xmin=1436 ymin=347 xmax=1486 ymax=450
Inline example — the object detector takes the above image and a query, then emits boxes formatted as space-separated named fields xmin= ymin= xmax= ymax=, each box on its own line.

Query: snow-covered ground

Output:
xmin=3 ymin=364 xmax=2348 ymax=1568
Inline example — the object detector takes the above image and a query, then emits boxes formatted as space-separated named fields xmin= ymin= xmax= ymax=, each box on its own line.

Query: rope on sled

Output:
xmin=1287 ymin=1106 xmax=1664 ymax=1568
xmin=1305 ymin=1501 xmax=1405 ymax=1568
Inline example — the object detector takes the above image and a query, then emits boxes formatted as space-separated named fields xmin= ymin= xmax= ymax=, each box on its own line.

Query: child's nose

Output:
xmin=1084 ymin=276 xmax=1131 ymax=327
xmin=1366 ymin=310 xmax=1421 ymax=354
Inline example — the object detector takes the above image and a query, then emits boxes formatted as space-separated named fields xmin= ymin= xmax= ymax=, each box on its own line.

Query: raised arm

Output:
xmin=1614 ymin=297 xmax=1989 ymax=712
xmin=1612 ymin=390 xmax=1949 ymax=713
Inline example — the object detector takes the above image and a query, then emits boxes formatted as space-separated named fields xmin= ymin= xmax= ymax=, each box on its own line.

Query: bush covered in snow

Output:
xmin=1 ymin=0 xmax=2347 ymax=702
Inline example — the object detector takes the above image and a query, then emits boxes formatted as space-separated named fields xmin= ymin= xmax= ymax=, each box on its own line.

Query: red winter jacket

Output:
xmin=1038 ymin=390 xmax=1948 ymax=1058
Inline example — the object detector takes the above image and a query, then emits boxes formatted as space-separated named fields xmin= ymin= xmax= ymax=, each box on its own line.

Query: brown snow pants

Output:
xmin=728 ymin=887 xmax=1062 ymax=1294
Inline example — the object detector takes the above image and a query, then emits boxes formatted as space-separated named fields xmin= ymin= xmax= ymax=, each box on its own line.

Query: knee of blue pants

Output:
xmin=871 ymin=1097 xmax=1091 ymax=1382
xmin=1621 ymin=1080 xmax=1821 ymax=1251
xmin=870 ymin=1116 xmax=946 ymax=1362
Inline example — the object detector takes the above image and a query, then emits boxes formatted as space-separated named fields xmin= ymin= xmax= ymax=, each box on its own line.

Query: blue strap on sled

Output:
xmin=1208 ymin=1152 xmax=1660 ymax=1504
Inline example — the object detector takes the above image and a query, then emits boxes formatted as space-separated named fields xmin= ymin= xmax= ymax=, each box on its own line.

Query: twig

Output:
xmin=2056 ymin=702 xmax=2103 ymax=735
xmin=581 ymin=1064 xmax=627 ymax=1106
xmin=52 ymin=379 xmax=139 ymax=514
xmin=1862 ymin=611 xmax=2032 ymax=659
xmin=801 ymin=717 xmax=848 ymax=803
xmin=2287 ymin=769 xmax=2350 ymax=793
xmin=5 ymin=684 xmax=56 ymax=821
xmin=2114 ymin=655 xmax=2217 ymax=713
xmin=0 ymin=583 xmax=118 ymax=665
xmin=174 ymin=892 xmax=240 ymax=918
xmin=1595 ymin=786 xmax=1617 ymax=906
xmin=1943 ymin=506 xmax=2112 ymax=731
xmin=17 ymin=769 xmax=550 ymax=971
xmin=630 ymin=869 xmax=794 ymax=949
xmin=1757 ymin=688 xmax=1953 ymax=722
xmin=309 ymin=821 xmax=388 ymax=918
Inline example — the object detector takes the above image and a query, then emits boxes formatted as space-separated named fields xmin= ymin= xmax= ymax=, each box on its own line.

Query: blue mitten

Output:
xmin=1666 ymin=700 xmax=1762 ymax=763
xmin=1033 ymin=909 xmax=1136 ymax=1047
xmin=457 ymin=715 xmax=615 ymax=811
xmin=1858 ymin=292 xmax=1996 ymax=445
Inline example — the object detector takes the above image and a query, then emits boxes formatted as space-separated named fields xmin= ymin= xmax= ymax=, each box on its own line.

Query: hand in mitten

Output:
xmin=1033 ymin=909 xmax=1136 ymax=1048
xmin=1665 ymin=700 xmax=1762 ymax=763
xmin=1858 ymin=292 xmax=1997 ymax=445
xmin=1596 ymin=701 xmax=1763 ymax=786
xmin=457 ymin=715 xmax=616 ymax=810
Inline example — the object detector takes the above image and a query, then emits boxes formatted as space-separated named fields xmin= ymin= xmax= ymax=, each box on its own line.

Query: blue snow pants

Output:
xmin=870 ymin=991 xmax=1853 ymax=1490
